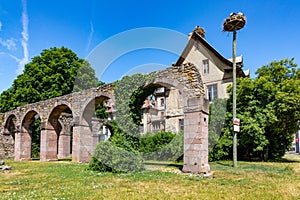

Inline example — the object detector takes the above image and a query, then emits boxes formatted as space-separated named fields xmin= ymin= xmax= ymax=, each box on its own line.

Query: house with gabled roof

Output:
xmin=176 ymin=26 xmax=249 ymax=102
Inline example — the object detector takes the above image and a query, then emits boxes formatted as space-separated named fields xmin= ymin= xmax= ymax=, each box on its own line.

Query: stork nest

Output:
xmin=193 ymin=26 xmax=205 ymax=38
xmin=223 ymin=13 xmax=246 ymax=32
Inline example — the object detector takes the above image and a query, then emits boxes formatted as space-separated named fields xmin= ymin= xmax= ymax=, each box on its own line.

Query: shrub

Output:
xmin=140 ymin=131 xmax=184 ymax=162
xmin=31 ymin=143 xmax=40 ymax=159
xmin=106 ymin=120 xmax=184 ymax=163
xmin=139 ymin=131 xmax=175 ymax=152
xmin=108 ymin=120 xmax=140 ymax=152
xmin=89 ymin=141 xmax=144 ymax=173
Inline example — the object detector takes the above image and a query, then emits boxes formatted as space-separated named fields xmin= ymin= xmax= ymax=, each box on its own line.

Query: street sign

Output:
xmin=234 ymin=125 xmax=240 ymax=132
xmin=233 ymin=118 xmax=240 ymax=125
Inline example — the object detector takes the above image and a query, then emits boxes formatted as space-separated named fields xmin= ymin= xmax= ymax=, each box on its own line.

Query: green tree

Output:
xmin=253 ymin=58 xmax=300 ymax=159
xmin=0 ymin=47 xmax=99 ymax=158
xmin=0 ymin=46 xmax=98 ymax=112
xmin=208 ymin=98 xmax=230 ymax=161
xmin=211 ymin=58 xmax=300 ymax=161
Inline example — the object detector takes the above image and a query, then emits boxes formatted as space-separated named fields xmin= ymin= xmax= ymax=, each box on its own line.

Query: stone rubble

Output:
xmin=0 ymin=165 xmax=12 ymax=171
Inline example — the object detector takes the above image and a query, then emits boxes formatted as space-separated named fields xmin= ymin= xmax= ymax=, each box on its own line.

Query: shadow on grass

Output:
xmin=58 ymin=158 xmax=72 ymax=162
xmin=144 ymin=161 xmax=183 ymax=170
xmin=168 ymin=163 xmax=183 ymax=170
xmin=272 ymin=157 xmax=300 ymax=163
xmin=215 ymin=161 xmax=232 ymax=167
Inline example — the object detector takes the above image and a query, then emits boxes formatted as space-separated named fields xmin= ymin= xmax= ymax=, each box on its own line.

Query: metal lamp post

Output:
xmin=223 ymin=12 xmax=246 ymax=167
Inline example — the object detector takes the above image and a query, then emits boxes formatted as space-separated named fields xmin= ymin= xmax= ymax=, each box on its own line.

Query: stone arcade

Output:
xmin=0 ymin=63 xmax=210 ymax=173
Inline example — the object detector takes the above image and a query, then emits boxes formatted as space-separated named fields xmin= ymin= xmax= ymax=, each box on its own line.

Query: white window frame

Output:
xmin=208 ymin=84 xmax=218 ymax=102
xmin=203 ymin=59 xmax=209 ymax=74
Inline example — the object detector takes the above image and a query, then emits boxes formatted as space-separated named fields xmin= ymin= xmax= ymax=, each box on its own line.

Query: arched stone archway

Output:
xmin=129 ymin=82 xmax=184 ymax=134
xmin=4 ymin=114 xmax=17 ymax=139
xmin=151 ymin=63 xmax=210 ymax=173
xmin=2 ymin=114 xmax=17 ymax=158
xmin=41 ymin=104 xmax=73 ymax=161
xmin=72 ymin=95 xmax=111 ymax=163
xmin=17 ymin=110 xmax=40 ymax=161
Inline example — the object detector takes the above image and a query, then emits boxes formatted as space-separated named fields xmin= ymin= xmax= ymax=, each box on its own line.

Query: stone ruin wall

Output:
xmin=0 ymin=113 xmax=14 ymax=159
xmin=152 ymin=63 xmax=205 ymax=98
xmin=0 ymin=62 xmax=206 ymax=159
xmin=0 ymin=135 xmax=14 ymax=159
xmin=0 ymin=112 xmax=75 ymax=160
xmin=0 ymin=63 xmax=210 ymax=172
xmin=154 ymin=63 xmax=205 ymax=133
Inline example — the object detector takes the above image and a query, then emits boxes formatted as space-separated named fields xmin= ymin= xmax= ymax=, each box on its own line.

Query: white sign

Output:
xmin=234 ymin=125 xmax=240 ymax=132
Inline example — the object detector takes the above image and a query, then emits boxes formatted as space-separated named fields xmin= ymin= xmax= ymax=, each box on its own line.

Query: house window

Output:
xmin=152 ymin=121 xmax=161 ymax=133
xmin=203 ymin=59 xmax=209 ymax=74
xmin=208 ymin=84 xmax=218 ymax=102
xmin=161 ymin=112 xmax=164 ymax=119
xmin=160 ymin=98 xmax=165 ymax=107
xmin=179 ymin=119 xmax=184 ymax=131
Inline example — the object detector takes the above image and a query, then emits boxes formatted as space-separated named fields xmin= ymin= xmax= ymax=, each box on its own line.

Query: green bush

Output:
xmin=108 ymin=120 xmax=140 ymax=152
xmin=139 ymin=131 xmax=175 ymax=152
xmin=140 ymin=131 xmax=184 ymax=162
xmin=89 ymin=141 xmax=144 ymax=173
xmin=105 ymin=119 xmax=183 ymax=162
xmin=31 ymin=142 xmax=40 ymax=159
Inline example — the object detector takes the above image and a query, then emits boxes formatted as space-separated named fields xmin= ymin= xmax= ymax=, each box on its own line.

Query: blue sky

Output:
xmin=1 ymin=0 xmax=300 ymax=93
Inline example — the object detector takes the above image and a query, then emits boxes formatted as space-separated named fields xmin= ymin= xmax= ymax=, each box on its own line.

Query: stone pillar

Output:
xmin=57 ymin=113 xmax=73 ymax=159
xmin=14 ymin=130 xmax=31 ymax=161
xmin=14 ymin=132 xmax=22 ymax=161
xmin=182 ymin=97 xmax=210 ymax=174
xmin=40 ymin=128 xmax=58 ymax=161
xmin=58 ymin=134 xmax=71 ymax=159
xmin=91 ymin=118 xmax=101 ymax=150
xmin=72 ymin=124 xmax=93 ymax=163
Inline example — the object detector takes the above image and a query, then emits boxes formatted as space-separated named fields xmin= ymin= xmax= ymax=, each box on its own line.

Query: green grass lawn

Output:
xmin=1 ymin=154 xmax=300 ymax=200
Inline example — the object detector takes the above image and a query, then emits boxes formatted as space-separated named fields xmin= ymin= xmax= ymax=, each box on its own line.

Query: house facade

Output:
xmin=141 ymin=87 xmax=184 ymax=134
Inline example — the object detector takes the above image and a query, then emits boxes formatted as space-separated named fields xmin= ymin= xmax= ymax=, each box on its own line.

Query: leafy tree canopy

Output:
xmin=0 ymin=47 xmax=98 ymax=112
xmin=211 ymin=58 xmax=300 ymax=161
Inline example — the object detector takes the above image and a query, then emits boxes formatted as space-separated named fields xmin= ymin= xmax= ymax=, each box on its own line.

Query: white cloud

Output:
xmin=0 ymin=0 xmax=29 ymax=75
xmin=0 ymin=38 xmax=17 ymax=50
xmin=21 ymin=0 xmax=29 ymax=42
xmin=86 ymin=21 xmax=94 ymax=53
xmin=16 ymin=0 xmax=29 ymax=74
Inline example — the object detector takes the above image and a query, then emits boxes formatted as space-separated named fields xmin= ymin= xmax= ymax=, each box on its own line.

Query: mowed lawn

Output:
xmin=1 ymin=154 xmax=300 ymax=200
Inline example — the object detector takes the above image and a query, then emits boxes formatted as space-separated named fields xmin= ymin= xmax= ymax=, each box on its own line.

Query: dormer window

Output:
xmin=203 ymin=59 xmax=209 ymax=74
